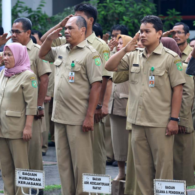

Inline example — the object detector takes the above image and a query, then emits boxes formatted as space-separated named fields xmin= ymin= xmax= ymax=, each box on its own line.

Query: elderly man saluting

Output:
xmin=39 ymin=16 xmax=102 ymax=195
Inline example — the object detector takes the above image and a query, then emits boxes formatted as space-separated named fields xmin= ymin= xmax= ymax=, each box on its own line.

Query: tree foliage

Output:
xmin=0 ymin=0 xmax=182 ymax=35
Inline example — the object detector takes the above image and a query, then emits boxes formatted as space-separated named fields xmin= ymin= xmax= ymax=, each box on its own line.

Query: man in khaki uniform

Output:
xmin=105 ymin=15 xmax=185 ymax=195
xmin=41 ymin=4 xmax=112 ymax=174
xmin=39 ymin=16 xmax=102 ymax=195
xmin=172 ymin=22 xmax=193 ymax=62
xmin=173 ymin=62 xmax=195 ymax=186
xmin=0 ymin=18 xmax=52 ymax=190
xmin=42 ymin=62 xmax=54 ymax=155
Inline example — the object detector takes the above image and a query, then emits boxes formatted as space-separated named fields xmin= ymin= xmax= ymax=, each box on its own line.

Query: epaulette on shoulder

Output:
xmin=34 ymin=43 xmax=41 ymax=49
xmin=95 ymin=36 xmax=106 ymax=44
xmin=164 ymin=47 xmax=178 ymax=57
xmin=86 ymin=45 xmax=96 ymax=53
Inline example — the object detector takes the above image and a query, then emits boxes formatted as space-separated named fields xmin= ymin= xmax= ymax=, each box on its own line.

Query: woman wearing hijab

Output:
xmin=0 ymin=43 xmax=38 ymax=195
xmin=108 ymin=34 xmax=132 ymax=180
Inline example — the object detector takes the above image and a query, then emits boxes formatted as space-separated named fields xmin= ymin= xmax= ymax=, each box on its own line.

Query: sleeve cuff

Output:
xmin=90 ymin=77 xmax=102 ymax=84
xmin=26 ymin=108 xmax=37 ymax=115
xmin=171 ymin=79 xmax=186 ymax=88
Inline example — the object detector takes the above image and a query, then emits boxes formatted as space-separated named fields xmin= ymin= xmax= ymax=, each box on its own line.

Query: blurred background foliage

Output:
xmin=0 ymin=0 xmax=185 ymax=36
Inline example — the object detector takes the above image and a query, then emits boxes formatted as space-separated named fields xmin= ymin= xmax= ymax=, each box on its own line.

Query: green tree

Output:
xmin=97 ymin=0 xmax=156 ymax=35
xmin=160 ymin=9 xmax=181 ymax=31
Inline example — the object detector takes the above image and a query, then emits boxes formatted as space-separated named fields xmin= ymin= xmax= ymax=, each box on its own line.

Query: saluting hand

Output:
xmin=166 ymin=120 xmax=178 ymax=136
xmin=60 ymin=14 xmax=74 ymax=28
xmin=108 ymin=38 xmax=118 ymax=51
xmin=83 ymin=115 xmax=94 ymax=132
xmin=47 ymin=28 xmax=63 ymax=41
xmin=23 ymin=126 xmax=32 ymax=141
xmin=0 ymin=33 xmax=11 ymax=46
xmin=124 ymin=33 xmax=139 ymax=53
xmin=162 ymin=30 xmax=175 ymax=37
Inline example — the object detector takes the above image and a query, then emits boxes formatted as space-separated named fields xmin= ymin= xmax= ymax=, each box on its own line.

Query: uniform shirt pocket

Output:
xmin=152 ymin=69 xmax=166 ymax=87
xmin=6 ymin=111 xmax=22 ymax=117
xmin=130 ymin=66 xmax=141 ymax=84
xmin=54 ymin=58 xmax=63 ymax=76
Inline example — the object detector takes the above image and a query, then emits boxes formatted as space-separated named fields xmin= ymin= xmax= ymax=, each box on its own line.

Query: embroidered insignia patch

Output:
xmin=94 ymin=57 xmax=101 ymax=66
xmin=103 ymin=52 xmax=109 ymax=61
xmin=31 ymin=80 xmax=38 ymax=88
xmin=176 ymin=62 xmax=183 ymax=71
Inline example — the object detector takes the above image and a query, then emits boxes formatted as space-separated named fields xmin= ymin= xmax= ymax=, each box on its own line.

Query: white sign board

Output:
xmin=83 ymin=173 xmax=111 ymax=194
xmin=154 ymin=179 xmax=186 ymax=195
xmin=15 ymin=169 xmax=45 ymax=189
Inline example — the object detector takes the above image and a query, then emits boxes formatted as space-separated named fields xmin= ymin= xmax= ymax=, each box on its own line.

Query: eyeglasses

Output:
xmin=9 ymin=30 xmax=26 ymax=34
xmin=171 ymin=31 xmax=186 ymax=36
xmin=111 ymin=34 xmax=119 ymax=38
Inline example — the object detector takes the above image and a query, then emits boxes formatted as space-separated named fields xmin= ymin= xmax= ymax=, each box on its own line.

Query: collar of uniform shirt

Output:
xmin=86 ymin=32 xmax=96 ymax=44
xmin=26 ymin=39 xmax=34 ymax=51
xmin=183 ymin=44 xmax=191 ymax=55
xmin=66 ymin=40 xmax=87 ymax=50
xmin=142 ymin=42 xmax=163 ymax=57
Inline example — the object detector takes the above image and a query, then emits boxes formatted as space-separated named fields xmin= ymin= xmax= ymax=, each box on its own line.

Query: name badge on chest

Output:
xmin=149 ymin=76 xmax=155 ymax=87
xmin=69 ymin=72 xmax=75 ymax=83
xmin=149 ymin=66 xmax=155 ymax=87
xmin=69 ymin=61 xmax=75 ymax=83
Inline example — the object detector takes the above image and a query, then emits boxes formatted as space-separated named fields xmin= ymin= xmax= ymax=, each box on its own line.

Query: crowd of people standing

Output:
xmin=0 ymin=3 xmax=194 ymax=195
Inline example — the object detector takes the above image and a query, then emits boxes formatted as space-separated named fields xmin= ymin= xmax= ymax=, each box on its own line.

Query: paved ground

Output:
xmin=0 ymin=147 xmax=195 ymax=194
xmin=0 ymin=147 xmax=118 ymax=191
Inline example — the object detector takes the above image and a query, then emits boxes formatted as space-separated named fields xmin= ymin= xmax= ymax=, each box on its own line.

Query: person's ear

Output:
xmin=157 ymin=30 xmax=163 ymax=39
xmin=81 ymin=27 xmax=86 ymax=35
xmin=89 ymin=17 xmax=94 ymax=26
xmin=26 ymin=30 xmax=31 ymax=37
xmin=186 ymin=33 xmax=190 ymax=39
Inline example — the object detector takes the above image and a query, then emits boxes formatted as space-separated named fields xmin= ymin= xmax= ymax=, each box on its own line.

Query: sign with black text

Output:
xmin=83 ymin=173 xmax=111 ymax=194
xmin=15 ymin=169 xmax=45 ymax=189
xmin=154 ymin=179 xmax=186 ymax=195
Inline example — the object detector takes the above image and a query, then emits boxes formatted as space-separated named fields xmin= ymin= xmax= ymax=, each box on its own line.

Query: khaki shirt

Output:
xmin=179 ymin=63 xmax=194 ymax=133
xmin=53 ymin=33 xmax=112 ymax=77
xmin=26 ymin=40 xmax=51 ymax=80
xmin=117 ymin=43 xmax=186 ymax=127
xmin=86 ymin=32 xmax=112 ymax=77
xmin=181 ymin=44 xmax=193 ymax=62
xmin=46 ymin=62 xmax=55 ymax=97
xmin=0 ymin=70 xmax=38 ymax=139
xmin=44 ymin=40 xmax=102 ymax=125
xmin=109 ymin=79 xmax=129 ymax=117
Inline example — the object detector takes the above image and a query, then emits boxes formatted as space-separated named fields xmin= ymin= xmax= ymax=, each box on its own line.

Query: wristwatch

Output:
xmin=170 ymin=117 xmax=180 ymax=122
xmin=37 ymin=106 xmax=44 ymax=111
xmin=96 ymin=104 xmax=102 ymax=110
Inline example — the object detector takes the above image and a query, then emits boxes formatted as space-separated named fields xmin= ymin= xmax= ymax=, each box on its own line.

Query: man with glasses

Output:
xmin=172 ymin=22 xmax=193 ymax=62
xmin=108 ymin=25 xmax=129 ymax=52
xmin=0 ymin=17 xmax=51 ymax=195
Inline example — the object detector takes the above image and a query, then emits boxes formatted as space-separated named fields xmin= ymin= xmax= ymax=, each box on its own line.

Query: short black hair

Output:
xmin=174 ymin=22 xmax=190 ymax=34
xmin=74 ymin=3 xmax=97 ymax=26
xmin=93 ymin=23 xmax=103 ymax=39
xmin=13 ymin=17 xmax=32 ymax=31
xmin=75 ymin=16 xmax=87 ymax=30
xmin=141 ymin=15 xmax=163 ymax=32
xmin=0 ymin=27 xmax=4 ymax=35
xmin=31 ymin=35 xmax=37 ymax=44
xmin=111 ymin=25 xmax=128 ymax=35
xmin=31 ymin=30 xmax=43 ymax=39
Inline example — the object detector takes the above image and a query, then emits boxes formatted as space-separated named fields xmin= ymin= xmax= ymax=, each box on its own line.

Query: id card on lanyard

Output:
xmin=149 ymin=67 xmax=155 ymax=87
xmin=69 ymin=61 xmax=75 ymax=83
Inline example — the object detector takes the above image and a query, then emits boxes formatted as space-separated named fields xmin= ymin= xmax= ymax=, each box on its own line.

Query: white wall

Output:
xmin=12 ymin=0 xmax=53 ymax=16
